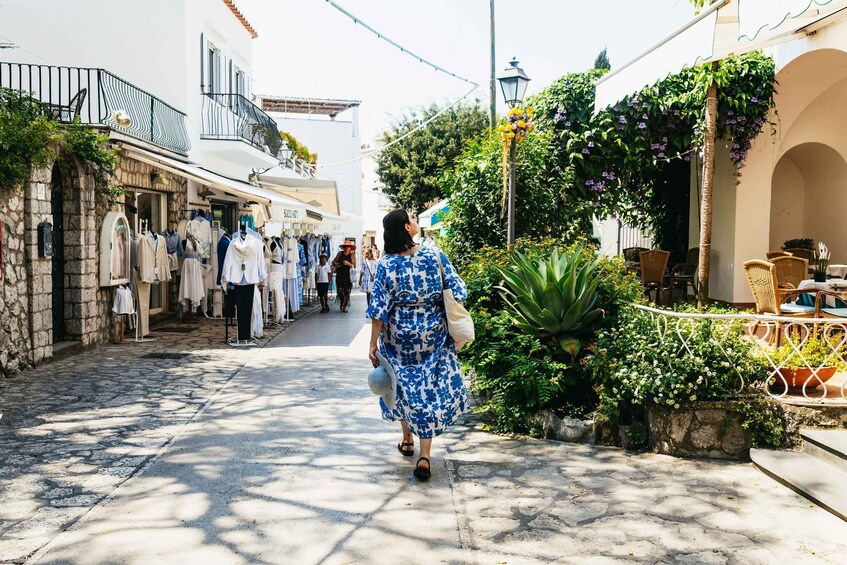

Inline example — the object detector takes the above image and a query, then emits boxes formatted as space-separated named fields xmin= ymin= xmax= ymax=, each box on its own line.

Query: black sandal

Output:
xmin=413 ymin=457 xmax=431 ymax=480
xmin=397 ymin=441 xmax=414 ymax=456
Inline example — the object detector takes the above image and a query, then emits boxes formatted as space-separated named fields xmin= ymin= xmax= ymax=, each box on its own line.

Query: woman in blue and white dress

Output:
xmin=367 ymin=209 xmax=469 ymax=480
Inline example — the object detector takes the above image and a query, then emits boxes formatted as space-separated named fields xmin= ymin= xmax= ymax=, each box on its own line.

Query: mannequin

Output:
xmin=179 ymin=232 xmax=206 ymax=322
xmin=221 ymin=222 xmax=266 ymax=342
xmin=268 ymin=236 xmax=286 ymax=322
xmin=161 ymin=224 xmax=181 ymax=272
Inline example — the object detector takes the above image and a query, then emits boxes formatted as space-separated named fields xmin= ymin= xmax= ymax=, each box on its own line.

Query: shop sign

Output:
xmin=281 ymin=208 xmax=300 ymax=219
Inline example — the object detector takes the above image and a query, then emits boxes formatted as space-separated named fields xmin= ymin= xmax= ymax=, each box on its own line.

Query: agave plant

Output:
xmin=496 ymin=245 xmax=604 ymax=356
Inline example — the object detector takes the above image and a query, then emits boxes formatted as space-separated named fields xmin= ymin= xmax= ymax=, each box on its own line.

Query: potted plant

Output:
xmin=782 ymin=238 xmax=814 ymax=251
xmin=814 ymin=241 xmax=830 ymax=282
xmin=769 ymin=332 xmax=845 ymax=391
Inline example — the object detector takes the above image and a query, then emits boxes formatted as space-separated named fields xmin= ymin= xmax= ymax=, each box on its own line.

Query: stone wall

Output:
xmin=647 ymin=401 xmax=752 ymax=460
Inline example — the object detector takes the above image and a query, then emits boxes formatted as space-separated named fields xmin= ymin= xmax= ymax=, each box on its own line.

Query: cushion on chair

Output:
xmin=781 ymin=303 xmax=816 ymax=314
xmin=822 ymin=308 xmax=847 ymax=318
xmin=796 ymin=293 xmax=816 ymax=307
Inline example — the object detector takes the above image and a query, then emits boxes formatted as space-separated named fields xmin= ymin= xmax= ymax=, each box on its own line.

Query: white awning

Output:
xmin=594 ymin=0 xmax=847 ymax=112
xmin=120 ymin=144 xmax=309 ymax=208
xmin=254 ymin=173 xmax=340 ymax=215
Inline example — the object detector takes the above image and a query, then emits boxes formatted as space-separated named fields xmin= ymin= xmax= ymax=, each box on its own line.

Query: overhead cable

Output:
xmin=324 ymin=0 xmax=479 ymax=87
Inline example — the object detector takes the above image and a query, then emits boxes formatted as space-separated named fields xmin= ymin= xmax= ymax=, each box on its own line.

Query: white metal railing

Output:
xmin=633 ymin=304 xmax=847 ymax=402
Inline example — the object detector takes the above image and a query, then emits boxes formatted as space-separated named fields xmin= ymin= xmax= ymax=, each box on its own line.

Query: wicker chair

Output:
xmin=623 ymin=246 xmax=649 ymax=263
xmin=784 ymin=247 xmax=814 ymax=262
xmin=670 ymin=247 xmax=699 ymax=301
xmin=766 ymin=250 xmax=793 ymax=260
xmin=640 ymin=250 xmax=670 ymax=304
xmin=772 ymin=256 xmax=809 ymax=289
xmin=743 ymin=260 xmax=816 ymax=345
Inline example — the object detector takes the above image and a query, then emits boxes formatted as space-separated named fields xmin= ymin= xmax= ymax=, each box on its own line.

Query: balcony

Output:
xmin=201 ymin=93 xmax=284 ymax=158
xmin=0 ymin=62 xmax=190 ymax=155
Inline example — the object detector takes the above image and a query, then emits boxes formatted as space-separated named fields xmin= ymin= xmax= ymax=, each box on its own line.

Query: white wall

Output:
xmin=270 ymin=110 xmax=363 ymax=217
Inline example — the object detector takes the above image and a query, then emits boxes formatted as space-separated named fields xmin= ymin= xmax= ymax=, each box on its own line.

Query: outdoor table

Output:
xmin=797 ymin=278 xmax=847 ymax=313
xmin=827 ymin=264 xmax=847 ymax=278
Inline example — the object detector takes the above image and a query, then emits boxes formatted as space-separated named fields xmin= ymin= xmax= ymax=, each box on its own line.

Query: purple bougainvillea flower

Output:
xmin=582 ymin=148 xmax=590 ymax=154
xmin=588 ymin=141 xmax=594 ymax=147
xmin=619 ymin=116 xmax=627 ymax=124
xmin=638 ymin=122 xmax=647 ymax=129
xmin=751 ymin=96 xmax=759 ymax=103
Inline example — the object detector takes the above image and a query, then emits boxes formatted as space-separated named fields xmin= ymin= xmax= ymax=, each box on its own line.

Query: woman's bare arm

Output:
xmin=369 ymin=319 xmax=382 ymax=367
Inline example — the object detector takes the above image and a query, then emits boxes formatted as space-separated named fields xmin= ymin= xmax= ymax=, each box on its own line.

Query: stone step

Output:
xmin=751 ymin=448 xmax=847 ymax=522
xmin=801 ymin=429 xmax=847 ymax=474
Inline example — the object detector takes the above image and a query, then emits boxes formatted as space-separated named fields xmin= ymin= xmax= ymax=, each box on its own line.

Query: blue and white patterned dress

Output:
xmin=366 ymin=247 xmax=469 ymax=438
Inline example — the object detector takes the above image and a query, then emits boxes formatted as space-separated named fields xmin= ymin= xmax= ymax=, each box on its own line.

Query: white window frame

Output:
xmin=207 ymin=42 xmax=222 ymax=93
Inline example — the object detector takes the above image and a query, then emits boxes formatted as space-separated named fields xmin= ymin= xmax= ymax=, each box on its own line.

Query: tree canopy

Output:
xmin=375 ymin=101 xmax=488 ymax=215
xmin=594 ymin=47 xmax=611 ymax=70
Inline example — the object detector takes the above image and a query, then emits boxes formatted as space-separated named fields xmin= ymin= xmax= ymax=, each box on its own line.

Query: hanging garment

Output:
xmin=286 ymin=278 xmax=300 ymax=314
xmin=161 ymin=230 xmax=181 ymax=255
xmin=270 ymin=263 xmax=286 ymax=322
xmin=283 ymin=236 xmax=299 ymax=279
xmin=233 ymin=283 xmax=254 ymax=341
xmin=252 ymin=285 xmax=263 ymax=338
xmin=179 ymin=238 xmax=206 ymax=308
xmin=188 ymin=217 xmax=212 ymax=259
xmin=216 ymin=234 xmax=230 ymax=286
xmin=112 ymin=285 xmax=135 ymax=315
xmin=151 ymin=233 xmax=172 ymax=283
xmin=207 ymin=231 xmax=219 ymax=291
xmin=221 ymin=234 xmax=266 ymax=286
xmin=136 ymin=233 xmax=156 ymax=283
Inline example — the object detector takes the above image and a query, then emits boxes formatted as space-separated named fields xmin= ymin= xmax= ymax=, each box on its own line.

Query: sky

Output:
xmin=239 ymin=0 xmax=699 ymax=144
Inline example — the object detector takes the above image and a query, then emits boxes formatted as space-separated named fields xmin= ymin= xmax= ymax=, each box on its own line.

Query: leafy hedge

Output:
xmin=458 ymin=238 xmax=643 ymax=433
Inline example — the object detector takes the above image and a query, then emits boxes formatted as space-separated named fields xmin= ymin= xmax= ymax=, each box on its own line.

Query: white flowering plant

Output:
xmin=586 ymin=305 xmax=767 ymax=424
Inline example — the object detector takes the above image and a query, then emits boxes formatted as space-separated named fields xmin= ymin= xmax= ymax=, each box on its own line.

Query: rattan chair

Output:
xmin=784 ymin=247 xmax=814 ymax=262
xmin=670 ymin=247 xmax=699 ymax=301
xmin=743 ymin=260 xmax=816 ymax=345
xmin=640 ymin=250 xmax=670 ymax=304
xmin=766 ymin=250 xmax=793 ymax=260
xmin=623 ymin=246 xmax=649 ymax=263
xmin=772 ymin=256 xmax=809 ymax=289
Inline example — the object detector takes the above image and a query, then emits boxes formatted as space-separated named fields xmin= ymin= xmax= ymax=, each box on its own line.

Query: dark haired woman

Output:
xmin=333 ymin=242 xmax=356 ymax=312
xmin=366 ymin=209 xmax=469 ymax=480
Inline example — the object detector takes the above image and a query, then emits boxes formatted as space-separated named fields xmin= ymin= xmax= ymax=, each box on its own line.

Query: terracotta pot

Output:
xmin=775 ymin=366 xmax=837 ymax=390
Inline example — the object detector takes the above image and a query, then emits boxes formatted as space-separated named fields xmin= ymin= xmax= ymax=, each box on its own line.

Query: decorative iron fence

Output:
xmin=202 ymin=92 xmax=284 ymax=159
xmin=634 ymin=304 xmax=847 ymax=402
xmin=0 ymin=62 xmax=190 ymax=154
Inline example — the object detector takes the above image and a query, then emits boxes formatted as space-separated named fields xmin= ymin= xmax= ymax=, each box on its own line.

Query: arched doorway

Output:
xmin=770 ymin=142 xmax=847 ymax=260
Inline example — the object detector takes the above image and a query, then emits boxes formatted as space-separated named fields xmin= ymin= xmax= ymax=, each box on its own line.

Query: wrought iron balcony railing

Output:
xmin=0 ymin=62 xmax=191 ymax=155
xmin=201 ymin=92 xmax=285 ymax=160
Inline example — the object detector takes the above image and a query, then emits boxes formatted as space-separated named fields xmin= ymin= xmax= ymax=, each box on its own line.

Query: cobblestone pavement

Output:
xmin=4 ymin=294 xmax=847 ymax=564
xmin=0 ymin=304 xmax=318 ymax=564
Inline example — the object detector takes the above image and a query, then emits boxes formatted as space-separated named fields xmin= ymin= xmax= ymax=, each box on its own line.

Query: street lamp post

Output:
xmin=497 ymin=58 xmax=530 ymax=246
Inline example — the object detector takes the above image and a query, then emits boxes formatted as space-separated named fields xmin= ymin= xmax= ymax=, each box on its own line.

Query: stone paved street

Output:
xmin=0 ymin=305 xmax=317 ymax=564
xmin=2 ymin=294 xmax=847 ymax=564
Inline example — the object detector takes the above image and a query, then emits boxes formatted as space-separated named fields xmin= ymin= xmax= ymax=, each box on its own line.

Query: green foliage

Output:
xmin=783 ymin=238 xmax=814 ymax=250
xmin=737 ymin=399 xmax=788 ymax=448
xmin=62 ymin=119 xmax=118 ymax=189
xmin=0 ymin=88 xmax=61 ymax=191
xmin=457 ymin=238 xmax=644 ymax=433
xmin=769 ymin=333 xmax=847 ymax=370
xmin=497 ymin=245 xmax=603 ymax=355
xmin=588 ymin=306 xmax=768 ymax=424
xmin=376 ymin=100 xmax=488 ymax=215
xmin=442 ymin=132 xmax=594 ymax=263
xmin=531 ymin=52 xmax=776 ymax=234
xmin=280 ymin=130 xmax=317 ymax=164
xmin=594 ymin=47 xmax=611 ymax=71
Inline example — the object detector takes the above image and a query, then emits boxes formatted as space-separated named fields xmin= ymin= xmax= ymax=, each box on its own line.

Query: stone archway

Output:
xmin=770 ymin=142 xmax=847 ymax=259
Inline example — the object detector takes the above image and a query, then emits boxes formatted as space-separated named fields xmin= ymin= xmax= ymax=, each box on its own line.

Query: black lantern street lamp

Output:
xmin=497 ymin=58 xmax=531 ymax=245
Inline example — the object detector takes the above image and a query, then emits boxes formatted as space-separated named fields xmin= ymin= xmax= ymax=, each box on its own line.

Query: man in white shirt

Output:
xmin=316 ymin=253 xmax=332 ymax=313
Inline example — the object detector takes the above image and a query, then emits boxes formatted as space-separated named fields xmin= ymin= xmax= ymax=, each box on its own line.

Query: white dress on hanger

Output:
xmin=269 ymin=243 xmax=286 ymax=322
xmin=179 ymin=238 xmax=206 ymax=308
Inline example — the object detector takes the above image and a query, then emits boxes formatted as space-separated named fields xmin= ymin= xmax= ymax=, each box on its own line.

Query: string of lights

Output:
xmin=323 ymin=0 xmax=479 ymax=88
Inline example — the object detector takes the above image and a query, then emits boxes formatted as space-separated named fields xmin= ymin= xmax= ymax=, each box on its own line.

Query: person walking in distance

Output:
xmin=359 ymin=248 xmax=377 ymax=305
xmin=333 ymin=242 xmax=356 ymax=312
xmin=315 ymin=253 xmax=332 ymax=313
xmin=366 ymin=209 xmax=469 ymax=480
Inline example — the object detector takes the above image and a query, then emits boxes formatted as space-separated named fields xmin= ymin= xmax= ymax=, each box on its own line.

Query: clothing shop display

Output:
xmin=252 ymin=285 xmax=263 ymax=338
xmin=216 ymin=233 xmax=230 ymax=286
xmin=133 ymin=272 xmax=151 ymax=337
xmin=283 ymin=236 xmax=301 ymax=313
xmin=238 ymin=214 xmax=255 ymax=231
xmin=269 ymin=239 xmax=286 ymax=322
xmin=178 ymin=238 xmax=206 ymax=308
xmin=221 ymin=232 xmax=267 ymax=342
xmin=135 ymin=233 xmax=156 ymax=283
xmin=232 ymin=284 xmax=254 ymax=341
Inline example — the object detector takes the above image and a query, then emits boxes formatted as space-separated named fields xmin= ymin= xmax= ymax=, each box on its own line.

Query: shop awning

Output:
xmin=419 ymin=199 xmax=450 ymax=229
xmin=254 ymin=173 xmax=341 ymax=215
xmin=594 ymin=0 xmax=847 ymax=112
xmin=120 ymin=144 xmax=309 ymax=208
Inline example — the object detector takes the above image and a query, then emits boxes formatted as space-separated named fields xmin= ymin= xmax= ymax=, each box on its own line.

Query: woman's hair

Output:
xmin=383 ymin=209 xmax=415 ymax=254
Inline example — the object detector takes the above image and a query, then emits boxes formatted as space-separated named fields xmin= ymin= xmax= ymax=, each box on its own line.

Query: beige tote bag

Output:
xmin=435 ymin=250 xmax=475 ymax=351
